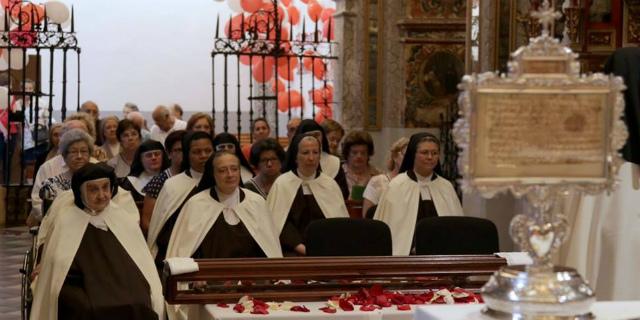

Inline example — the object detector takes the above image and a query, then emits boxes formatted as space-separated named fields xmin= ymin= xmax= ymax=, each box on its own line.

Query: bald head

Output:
xmin=126 ymin=111 xmax=146 ymax=130
xmin=80 ymin=100 xmax=99 ymax=120
xmin=152 ymin=105 xmax=175 ymax=132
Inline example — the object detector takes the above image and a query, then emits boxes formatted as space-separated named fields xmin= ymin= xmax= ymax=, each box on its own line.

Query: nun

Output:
xmin=293 ymin=119 xmax=349 ymax=198
xmin=146 ymin=131 xmax=213 ymax=269
xmin=119 ymin=140 xmax=170 ymax=202
xmin=374 ymin=133 xmax=463 ymax=255
xmin=30 ymin=163 xmax=164 ymax=320
xmin=267 ymin=133 xmax=349 ymax=256
xmin=167 ymin=151 xmax=282 ymax=259
xmin=212 ymin=132 xmax=255 ymax=182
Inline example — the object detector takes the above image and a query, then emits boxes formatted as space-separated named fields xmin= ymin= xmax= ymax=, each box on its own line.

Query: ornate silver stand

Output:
xmin=454 ymin=1 xmax=628 ymax=319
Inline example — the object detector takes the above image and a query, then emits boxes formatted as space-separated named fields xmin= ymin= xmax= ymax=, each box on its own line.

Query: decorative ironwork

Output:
xmin=1 ymin=0 xmax=80 ymax=225
xmin=211 ymin=0 xmax=338 ymax=140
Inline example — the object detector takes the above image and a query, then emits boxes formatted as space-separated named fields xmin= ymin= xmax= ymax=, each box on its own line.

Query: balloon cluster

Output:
xmin=0 ymin=0 xmax=72 ymax=71
xmin=218 ymin=0 xmax=335 ymax=119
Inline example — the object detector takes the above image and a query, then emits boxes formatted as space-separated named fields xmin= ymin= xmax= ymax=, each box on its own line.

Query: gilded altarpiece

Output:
xmin=401 ymin=0 xmax=466 ymax=128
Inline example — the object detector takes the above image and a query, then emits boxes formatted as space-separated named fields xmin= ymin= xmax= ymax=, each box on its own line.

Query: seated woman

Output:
xmin=341 ymin=130 xmax=381 ymax=200
xmin=212 ymin=132 xmax=254 ymax=182
xmin=293 ymin=119 xmax=349 ymax=198
xmin=107 ymin=119 xmax=142 ymax=178
xmin=99 ymin=115 xmax=120 ymax=160
xmin=146 ymin=131 xmax=213 ymax=268
xmin=167 ymin=151 xmax=282 ymax=259
xmin=140 ymin=130 xmax=186 ymax=233
xmin=320 ymin=118 xmax=344 ymax=158
xmin=362 ymin=137 xmax=409 ymax=216
xmin=267 ymin=133 xmax=349 ymax=256
xmin=244 ymin=138 xmax=285 ymax=198
xmin=39 ymin=129 xmax=93 ymax=203
xmin=30 ymin=163 xmax=164 ymax=320
xmin=119 ymin=140 xmax=170 ymax=202
xmin=374 ymin=133 xmax=463 ymax=255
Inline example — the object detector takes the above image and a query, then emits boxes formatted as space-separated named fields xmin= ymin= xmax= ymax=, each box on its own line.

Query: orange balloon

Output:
xmin=307 ymin=1 xmax=323 ymax=22
xmin=277 ymin=90 xmax=303 ymax=112
xmin=311 ymin=85 xmax=334 ymax=106
xmin=252 ymin=57 xmax=275 ymax=83
xmin=20 ymin=3 xmax=45 ymax=25
xmin=280 ymin=0 xmax=291 ymax=6
xmin=320 ymin=7 xmax=335 ymax=22
xmin=314 ymin=105 xmax=333 ymax=123
xmin=271 ymin=78 xmax=286 ymax=93
xmin=322 ymin=17 xmax=334 ymax=41
xmin=239 ymin=48 xmax=254 ymax=66
xmin=287 ymin=5 xmax=300 ymax=25
xmin=247 ymin=11 xmax=270 ymax=34
xmin=224 ymin=14 xmax=246 ymax=39
xmin=302 ymin=50 xmax=316 ymax=72
xmin=277 ymin=58 xmax=298 ymax=81
xmin=312 ymin=59 xmax=326 ymax=80
xmin=240 ymin=0 xmax=262 ymax=13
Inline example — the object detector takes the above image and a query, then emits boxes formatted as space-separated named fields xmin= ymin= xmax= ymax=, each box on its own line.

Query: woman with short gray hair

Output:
xmin=38 ymin=129 xmax=95 ymax=212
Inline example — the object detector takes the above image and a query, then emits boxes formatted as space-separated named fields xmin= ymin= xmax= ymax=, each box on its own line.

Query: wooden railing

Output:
xmin=163 ymin=255 xmax=506 ymax=304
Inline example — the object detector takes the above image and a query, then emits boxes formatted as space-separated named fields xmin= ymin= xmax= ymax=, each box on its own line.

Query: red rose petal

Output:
xmin=397 ymin=304 xmax=411 ymax=311
xmin=217 ymin=303 xmax=229 ymax=308
xmin=360 ymin=304 xmax=378 ymax=312
xmin=290 ymin=305 xmax=310 ymax=312
xmin=339 ymin=298 xmax=354 ymax=311
xmin=319 ymin=307 xmax=337 ymax=313
xmin=370 ymin=284 xmax=384 ymax=296
xmin=233 ymin=304 xmax=245 ymax=313
xmin=375 ymin=295 xmax=391 ymax=308
xmin=251 ymin=305 xmax=269 ymax=314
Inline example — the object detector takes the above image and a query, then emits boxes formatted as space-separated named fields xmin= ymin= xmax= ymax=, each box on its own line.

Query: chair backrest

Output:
xmin=305 ymin=218 xmax=392 ymax=256
xmin=415 ymin=216 xmax=499 ymax=255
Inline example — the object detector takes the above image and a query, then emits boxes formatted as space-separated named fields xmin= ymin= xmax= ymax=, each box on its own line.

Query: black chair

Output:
xmin=305 ymin=218 xmax=392 ymax=256
xmin=415 ymin=217 xmax=499 ymax=255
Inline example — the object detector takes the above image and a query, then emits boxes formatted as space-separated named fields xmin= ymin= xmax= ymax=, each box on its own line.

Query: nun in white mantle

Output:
xmin=374 ymin=133 xmax=463 ymax=255
xmin=267 ymin=133 xmax=349 ymax=256
xmin=30 ymin=163 xmax=164 ymax=320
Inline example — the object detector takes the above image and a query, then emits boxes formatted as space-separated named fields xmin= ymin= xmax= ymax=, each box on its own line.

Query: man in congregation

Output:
xmin=150 ymin=105 xmax=187 ymax=144
xmin=127 ymin=111 xmax=151 ymax=142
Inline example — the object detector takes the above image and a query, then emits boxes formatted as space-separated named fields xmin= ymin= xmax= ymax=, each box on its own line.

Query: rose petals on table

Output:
xmin=397 ymin=304 xmax=412 ymax=311
xmin=359 ymin=304 xmax=379 ymax=312
xmin=233 ymin=304 xmax=245 ymax=313
xmin=339 ymin=298 xmax=354 ymax=311
xmin=319 ymin=306 xmax=337 ymax=313
xmin=216 ymin=303 xmax=229 ymax=308
xmin=290 ymin=305 xmax=310 ymax=312
xmin=251 ymin=305 xmax=269 ymax=314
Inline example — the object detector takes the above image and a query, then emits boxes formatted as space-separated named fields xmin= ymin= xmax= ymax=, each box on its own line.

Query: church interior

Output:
xmin=1 ymin=0 xmax=639 ymax=319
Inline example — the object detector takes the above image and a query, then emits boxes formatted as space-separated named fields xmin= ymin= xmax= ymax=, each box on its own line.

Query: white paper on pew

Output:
xmin=495 ymin=252 xmax=533 ymax=266
xmin=166 ymin=257 xmax=199 ymax=275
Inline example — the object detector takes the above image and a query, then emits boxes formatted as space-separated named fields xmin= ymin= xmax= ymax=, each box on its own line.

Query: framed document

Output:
xmin=454 ymin=35 xmax=627 ymax=196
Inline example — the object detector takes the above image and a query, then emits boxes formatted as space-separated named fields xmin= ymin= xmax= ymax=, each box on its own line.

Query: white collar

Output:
xmin=189 ymin=169 xmax=203 ymax=180
xmin=215 ymin=187 xmax=241 ymax=225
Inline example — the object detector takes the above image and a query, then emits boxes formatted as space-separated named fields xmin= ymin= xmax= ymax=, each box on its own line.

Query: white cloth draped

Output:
xmin=320 ymin=152 xmax=340 ymax=178
xmin=30 ymin=202 xmax=165 ymax=320
xmin=146 ymin=171 xmax=202 ymax=258
xmin=267 ymin=171 xmax=349 ymax=233
xmin=373 ymin=172 xmax=463 ymax=256
xmin=558 ymin=162 xmax=640 ymax=300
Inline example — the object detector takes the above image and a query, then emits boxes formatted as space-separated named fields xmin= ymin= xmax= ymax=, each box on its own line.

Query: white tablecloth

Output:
xmin=205 ymin=301 xmax=416 ymax=320
xmin=414 ymin=301 xmax=640 ymax=320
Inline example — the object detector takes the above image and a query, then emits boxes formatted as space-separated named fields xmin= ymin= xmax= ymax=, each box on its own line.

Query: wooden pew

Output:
xmin=164 ymin=255 xmax=506 ymax=305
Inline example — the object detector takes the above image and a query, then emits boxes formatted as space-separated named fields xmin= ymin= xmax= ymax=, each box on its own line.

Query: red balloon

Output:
xmin=312 ymin=59 xmax=326 ymax=80
xmin=307 ymin=1 xmax=323 ymax=22
xmin=314 ymin=105 xmax=333 ymax=123
xmin=287 ymin=5 xmax=300 ymax=26
xmin=224 ymin=14 xmax=246 ymax=39
xmin=247 ymin=11 xmax=270 ymax=34
xmin=252 ymin=57 xmax=275 ymax=83
xmin=277 ymin=90 xmax=303 ymax=112
xmin=271 ymin=78 xmax=286 ymax=93
xmin=320 ymin=8 xmax=335 ymax=22
xmin=240 ymin=0 xmax=262 ymax=13
xmin=322 ymin=17 xmax=335 ymax=41
xmin=18 ymin=3 xmax=45 ymax=25
xmin=311 ymin=85 xmax=334 ymax=106
xmin=239 ymin=47 xmax=253 ymax=65
xmin=280 ymin=0 xmax=291 ymax=6
xmin=277 ymin=58 xmax=298 ymax=81
xmin=302 ymin=50 xmax=316 ymax=72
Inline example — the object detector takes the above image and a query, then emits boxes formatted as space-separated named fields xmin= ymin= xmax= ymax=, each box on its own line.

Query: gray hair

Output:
xmin=60 ymin=128 xmax=94 ymax=158
xmin=124 ymin=102 xmax=139 ymax=111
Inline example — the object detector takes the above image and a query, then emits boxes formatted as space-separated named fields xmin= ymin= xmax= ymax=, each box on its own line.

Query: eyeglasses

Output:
xmin=215 ymin=143 xmax=235 ymax=152
xmin=67 ymin=149 xmax=90 ymax=157
xmin=259 ymin=157 xmax=280 ymax=164
xmin=142 ymin=150 xmax=163 ymax=159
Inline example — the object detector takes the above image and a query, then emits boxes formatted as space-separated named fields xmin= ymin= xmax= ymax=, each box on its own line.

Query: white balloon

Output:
xmin=0 ymin=86 xmax=8 ymax=109
xmin=7 ymin=49 xmax=29 ymax=70
xmin=227 ymin=0 xmax=242 ymax=13
xmin=45 ymin=0 xmax=70 ymax=24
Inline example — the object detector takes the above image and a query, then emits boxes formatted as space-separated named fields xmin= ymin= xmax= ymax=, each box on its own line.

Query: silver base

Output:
xmin=481 ymin=265 xmax=595 ymax=319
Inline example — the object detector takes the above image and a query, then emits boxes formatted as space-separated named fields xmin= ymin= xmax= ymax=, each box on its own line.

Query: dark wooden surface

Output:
xmin=164 ymin=255 xmax=506 ymax=304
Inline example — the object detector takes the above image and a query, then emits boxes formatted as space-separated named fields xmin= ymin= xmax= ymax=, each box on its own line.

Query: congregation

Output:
xmin=25 ymin=101 xmax=463 ymax=320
